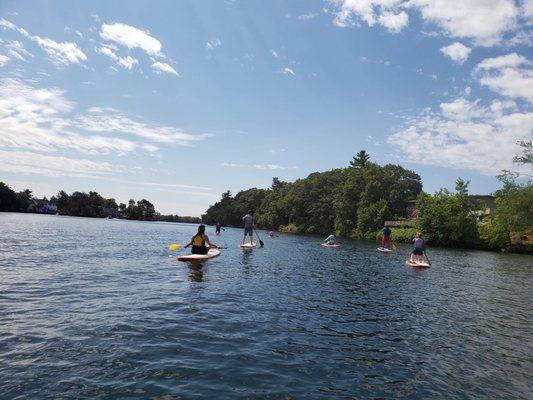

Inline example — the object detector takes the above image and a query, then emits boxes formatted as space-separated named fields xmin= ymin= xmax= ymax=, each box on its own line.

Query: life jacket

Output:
xmin=192 ymin=234 xmax=205 ymax=247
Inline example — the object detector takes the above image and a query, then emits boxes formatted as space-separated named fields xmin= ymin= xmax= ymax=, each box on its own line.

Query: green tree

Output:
xmin=350 ymin=150 xmax=370 ymax=169
xmin=417 ymin=189 xmax=479 ymax=247
xmin=455 ymin=177 xmax=470 ymax=196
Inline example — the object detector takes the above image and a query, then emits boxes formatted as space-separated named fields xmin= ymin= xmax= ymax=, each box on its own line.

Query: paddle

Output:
xmin=254 ymin=229 xmax=264 ymax=247
xmin=424 ymin=250 xmax=432 ymax=265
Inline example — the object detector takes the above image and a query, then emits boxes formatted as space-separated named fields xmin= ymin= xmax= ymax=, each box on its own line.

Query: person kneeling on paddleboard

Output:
xmin=185 ymin=225 xmax=219 ymax=255
xmin=382 ymin=225 xmax=392 ymax=250
xmin=242 ymin=210 xmax=255 ymax=245
xmin=410 ymin=233 xmax=425 ymax=263
xmin=324 ymin=234 xmax=336 ymax=245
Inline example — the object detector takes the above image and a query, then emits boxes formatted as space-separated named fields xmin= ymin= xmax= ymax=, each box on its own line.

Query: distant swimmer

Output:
xmin=184 ymin=225 xmax=219 ymax=255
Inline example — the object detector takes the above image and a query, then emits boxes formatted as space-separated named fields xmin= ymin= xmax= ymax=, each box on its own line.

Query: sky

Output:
xmin=0 ymin=0 xmax=531 ymax=216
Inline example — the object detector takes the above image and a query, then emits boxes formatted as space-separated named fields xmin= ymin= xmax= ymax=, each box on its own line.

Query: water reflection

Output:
xmin=187 ymin=263 xmax=204 ymax=282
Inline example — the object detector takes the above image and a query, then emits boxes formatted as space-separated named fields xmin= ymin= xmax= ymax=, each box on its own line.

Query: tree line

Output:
xmin=0 ymin=183 xmax=200 ymax=223
xmin=203 ymin=149 xmax=532 ymax=253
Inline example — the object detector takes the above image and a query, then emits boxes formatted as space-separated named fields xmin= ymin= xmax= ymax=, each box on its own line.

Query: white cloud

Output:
xmin=475 ymin=53 xmax=533 ymax=103
xmin=96 ymin=45 xmax=138 ymax=70
xmin=6 ymin=40 xmax=33 ymax=61
xmin=298 ymin=13 xmax=319 ymax=20
xmin=0 ymin=79 xmax=210 ymax=159
xmin=475 ymin=53 xmax=529 ymax=71
xmin=440 ymin=42 xmax=471 ymax=64
xmin=281 ymin=67 xmax=296 ymax=76
xmin=221 ymin=162 xmax=297 ymax=170
xmin=330 ymin=0 xmax=523 ymax=46
xmin=151 ymin=61 xmax=178 ymax=76
xmin=377 ymin=10 xmax=408 ymax=33
xmin=388 ymin=98 xmax=533 ymax=175
xmin=407 ymin=0 xmax=519 ymax=46
xmin=270 ymin=49 xmax=279 ymax=58
xmin=100 ymin=23 xmax=162 ymax=56
xmin=206 ymin=38 xmax=221 ymax=50
xmin=0 ymin=19 xmax=86 ymax=65
xmin=330 ymin=0 xmax=408 ymax=32
xmin=0 ymin=54 xmax=9 ymax=66
xmin=0 ymin=150 xmax=115 ymax=178
xmin=76 ymin=109 xmax=211 ymax=145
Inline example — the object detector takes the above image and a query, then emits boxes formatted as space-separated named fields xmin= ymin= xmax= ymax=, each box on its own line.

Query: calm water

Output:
xmin=0 ymin=212 xmax=532 ymax=399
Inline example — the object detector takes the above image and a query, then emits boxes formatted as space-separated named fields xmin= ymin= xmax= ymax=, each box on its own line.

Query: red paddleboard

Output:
xmin=178 ymin=249 xmax=221 ymax=262
xmin=405 ymin=260 xmax=430 ymax=268
xmin=321 ymin=243 xmax=341 ymax=248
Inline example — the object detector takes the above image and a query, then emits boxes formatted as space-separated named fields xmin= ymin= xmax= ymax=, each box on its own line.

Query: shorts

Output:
xmin=244 ymin=227 xmax=253 ymax=236
xmin=382 ymin=237 xmax=391 ymax=243
xmin=412 ymin=248 xmax=424 ymax=255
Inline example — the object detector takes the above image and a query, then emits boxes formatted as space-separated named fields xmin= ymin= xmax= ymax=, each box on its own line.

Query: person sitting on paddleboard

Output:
xmin=410 ymin=232 xmax=425 ymax=263
xmin=382 ymin=225 xmax=392 ymax=249
xmin=185 ymin=225 xmax=219 ymax=255
xmin=215 ymin=222 xmax=221 ymax=235
xmin=242 ymin=210 xmax=255 ymax=245
xmin=324 ymin=234 xmax=336 ymax=245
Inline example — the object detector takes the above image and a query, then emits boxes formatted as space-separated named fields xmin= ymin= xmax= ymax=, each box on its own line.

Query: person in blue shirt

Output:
xmin=410 ymin=233 xmax=426 ymax=263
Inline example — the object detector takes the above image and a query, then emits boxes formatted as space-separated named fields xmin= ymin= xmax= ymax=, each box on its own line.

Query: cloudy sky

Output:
xmin=0 ymin=0 xmax=531 ymax=216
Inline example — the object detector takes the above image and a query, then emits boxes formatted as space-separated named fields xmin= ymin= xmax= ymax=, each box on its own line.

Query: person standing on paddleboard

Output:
xmin=324 ymin=234 xmax=336 ymax=245
xmin=382 ymin=225 xmax=392 ymax=250
xmin=184 ymin=225 xmax=219 ymax=255
xmin=215 ymin=222 xmax=221 ymax=235
xmin=242 ymin=210 xmax=255 ymax=245
xmin=410 ymin=233 xmax=426 ymax=263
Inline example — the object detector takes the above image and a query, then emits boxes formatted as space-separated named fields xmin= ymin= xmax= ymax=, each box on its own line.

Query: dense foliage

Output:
xmin=0 ymin=182 xmax=197 ymax=222
xmin=203 ymin=153 xmax=423 ymax=237
xmin=154 ymin=214 xmax=202 ymax=223
xmin=0 ymin=182 xmax=31 ymax=211
xmin=479 ymin=174 xmax=533 ymax=252
xmin=416 ymin=182 xmax=480 ymax=248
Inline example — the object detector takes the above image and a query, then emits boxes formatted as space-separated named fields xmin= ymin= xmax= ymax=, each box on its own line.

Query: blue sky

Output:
xmin=0 ymin=0 xmax=531 ymax=215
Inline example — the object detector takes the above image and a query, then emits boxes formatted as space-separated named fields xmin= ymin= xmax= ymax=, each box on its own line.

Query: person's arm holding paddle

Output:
xmin=203 ymin=233 xmax=219 ymax=249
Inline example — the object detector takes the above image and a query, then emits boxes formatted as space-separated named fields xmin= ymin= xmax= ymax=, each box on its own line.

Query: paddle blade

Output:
xmin=259 ymin=239 xmax=264 ymax=247
xmin=168 ymin=244 xmax=181 ymax=251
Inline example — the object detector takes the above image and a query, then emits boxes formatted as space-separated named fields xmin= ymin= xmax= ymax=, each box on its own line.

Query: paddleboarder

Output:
xmin=324 ymin=233 xmax=337 ymax=245
xmin=382 ymin=225 xmax=392 ymax=250
xmin=242 ymin=210 xmax=255 ymax=245
xmin=184 ymin=224 xmax=219 ymax=255
xmin=410 ymin=232 xmax=426 ymax=263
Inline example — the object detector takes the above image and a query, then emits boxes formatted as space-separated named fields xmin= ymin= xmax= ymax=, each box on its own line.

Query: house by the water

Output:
xmin=386 ymin=195 xmax=496 ymax=227
xmin=27 ymin=199 xmax=58 ymax=214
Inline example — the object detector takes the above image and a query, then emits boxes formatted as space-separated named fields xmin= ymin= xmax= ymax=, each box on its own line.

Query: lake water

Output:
xmin=0 ymin=212 xmax=531 ymax=399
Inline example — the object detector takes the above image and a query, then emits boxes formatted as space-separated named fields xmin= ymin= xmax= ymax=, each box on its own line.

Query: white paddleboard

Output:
xmin=321 ymin=243 xmax=341 ymax=248
xmin=178 ymin=248 xmax=221 ymax=262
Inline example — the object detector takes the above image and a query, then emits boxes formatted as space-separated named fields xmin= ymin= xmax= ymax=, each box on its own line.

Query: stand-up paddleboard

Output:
xmin=321 ymin=243 xmax=341 ymax=248
xmin=377 ymin=247 xmax=394 ymax=253
xmin=178 ymin=248 xmax=221 ymax=262
xmin=405 ymin=260 xmax=430 ymax=268
xmin=240 ymin=242 xmax=256 ymax=249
